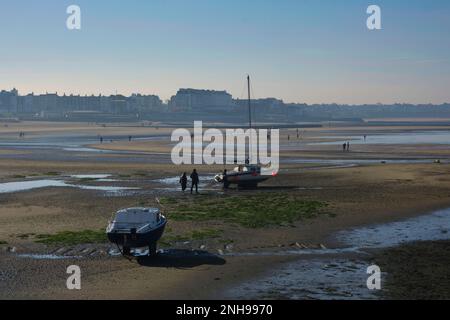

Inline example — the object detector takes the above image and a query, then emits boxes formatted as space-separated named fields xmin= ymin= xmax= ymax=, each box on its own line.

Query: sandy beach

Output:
xmin=1 ymin=120 xmax=450 ymax=299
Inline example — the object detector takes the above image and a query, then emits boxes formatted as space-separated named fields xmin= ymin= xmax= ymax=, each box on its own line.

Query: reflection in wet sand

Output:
xmin=0 ymin=179 xmax=139 ymax=195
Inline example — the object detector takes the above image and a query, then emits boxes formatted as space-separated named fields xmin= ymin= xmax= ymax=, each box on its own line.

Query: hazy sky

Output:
xmin=1 ymin=0 xmax=450 ymax=104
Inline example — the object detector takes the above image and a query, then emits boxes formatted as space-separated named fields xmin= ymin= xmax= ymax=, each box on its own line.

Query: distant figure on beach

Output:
xmin=364 ymin=135 xmax=367 ymax=141
xmin=190 ymin=169 xmax=199 ymax=194
xmin=100 ymin=136 xmax=103 ymax=144
xmin=128 ymin=135 xmax=132 ymax=142
xmin=342 ymin=143 xmax=346 ymax=152
xmin=179 ymin=172 xmax=187 ymax=192
xmin=346 ymin=142 xmax=350 ymax=151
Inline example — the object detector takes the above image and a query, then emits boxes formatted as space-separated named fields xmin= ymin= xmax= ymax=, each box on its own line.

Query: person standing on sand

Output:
xmin=342 ymin=143 xmax=346 ymax=152
xmin=223 ymin=169 xmax=229 ymax=189
xmin=347 ymin=142 xmax=350 ymax=151
xmin=179 ymin=172 xmax=187 ymax=192
xmin=190 ymin=169 xmax=199 ymax=194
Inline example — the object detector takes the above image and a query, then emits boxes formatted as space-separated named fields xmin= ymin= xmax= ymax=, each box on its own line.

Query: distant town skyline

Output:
xmin=1 ymin=0 xmax=450 ymax=104
xmin=2 ymin=87 xmax=449 ymax=107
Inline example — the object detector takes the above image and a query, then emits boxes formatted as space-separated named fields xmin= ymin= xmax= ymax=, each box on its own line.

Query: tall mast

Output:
xmin=247 ymin=75 xmax=252 ymax=130
xmin=247 ymin=75 xmax=253 ymax=165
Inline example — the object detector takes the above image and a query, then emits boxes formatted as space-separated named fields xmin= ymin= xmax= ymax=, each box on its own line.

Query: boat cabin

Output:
xmin=234 ymin=164 xmax=261 ymax=174
xmin=109 ymin=207 xmax=162 ymax=232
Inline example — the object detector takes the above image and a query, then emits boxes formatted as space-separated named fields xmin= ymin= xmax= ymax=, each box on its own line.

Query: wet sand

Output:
xmin=1 ymin=121 xmax=450 ymax=299
xmin=372 ymin=240 xmax=450 ymax=300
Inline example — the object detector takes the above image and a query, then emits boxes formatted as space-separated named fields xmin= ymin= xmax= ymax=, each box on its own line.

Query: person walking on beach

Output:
xmin=342 ymin=143 xmax=346 ymax=152
xmin=222 ymin=169 xmax=229 ymax=189
xmin=179 ymin=172 xmax=187 ymax=192
xmin=190 ymin=169 xmax=199 ymax=194
xmin=346 ymin=142 xmax=350 ymax=151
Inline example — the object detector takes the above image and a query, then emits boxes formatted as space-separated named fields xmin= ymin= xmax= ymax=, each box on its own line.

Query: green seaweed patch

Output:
xmin=11 ymin=175 xmax=26 ymax=179
xmin=45 ymin=172 xmax=60 ymax=176
xmin=190 ymin=228 xmax=222 ymax=240
xmin=35 ymin=229 xmax=107 ymax=246
xmin=165 ymin=226 xmax=173 ymax=233
xmin=160 ymin=193 xmax=328 ymax=228
xmin=159 ymin=197 xmax=179 ymax=205
xmin=134 ymin=172 xmax=148 ymax=177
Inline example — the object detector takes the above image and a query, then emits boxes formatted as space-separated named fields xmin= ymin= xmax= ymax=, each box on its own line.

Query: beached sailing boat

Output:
xmin=214 ymin=75 xmax=276 ymax=189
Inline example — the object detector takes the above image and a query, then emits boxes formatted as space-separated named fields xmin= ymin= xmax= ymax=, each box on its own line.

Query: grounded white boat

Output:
xmin=215 ymin=76 xmax=276 ymax=189
xmin=214 ymin=164 xmax=273 ymax=188
xmin=106 ymin=207 xmax=167 ymax=256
